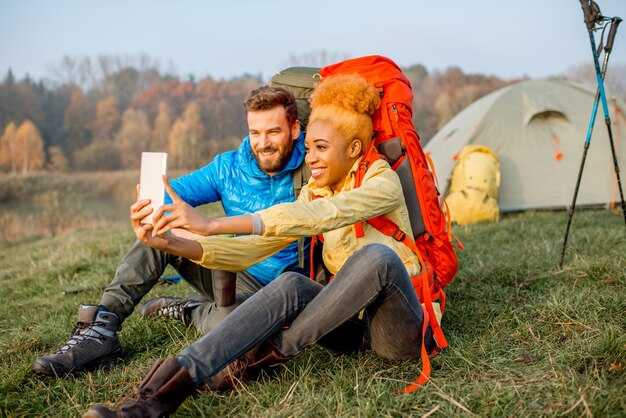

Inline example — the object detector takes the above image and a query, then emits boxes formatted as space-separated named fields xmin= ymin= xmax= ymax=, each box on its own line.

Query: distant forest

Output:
xmin=1 ymin=54 xmax=624 ymax=174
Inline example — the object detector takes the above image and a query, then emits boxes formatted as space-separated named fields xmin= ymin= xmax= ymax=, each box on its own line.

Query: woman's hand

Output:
xmin=152 ymin=176 xmax=214 ymax=237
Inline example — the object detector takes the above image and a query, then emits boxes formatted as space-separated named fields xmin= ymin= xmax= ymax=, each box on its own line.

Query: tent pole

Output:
xmin=560 ymin=8 xmax=624 ymax=268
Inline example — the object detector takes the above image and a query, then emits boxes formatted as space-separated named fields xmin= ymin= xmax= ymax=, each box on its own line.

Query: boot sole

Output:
xmin=32 ymin=350 xmax=123 ymax=377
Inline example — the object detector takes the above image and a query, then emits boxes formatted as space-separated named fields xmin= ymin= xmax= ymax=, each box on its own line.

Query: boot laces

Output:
xmin=56 ymin=320 xmax=108 ymax=354
xmin=155 ymin=299 xmax=200 ymax=321
xmin=110 ymin=386 xmax=154 ymax=412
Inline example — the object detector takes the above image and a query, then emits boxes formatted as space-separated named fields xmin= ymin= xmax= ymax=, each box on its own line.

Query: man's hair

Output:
xmin=244 ymin=86 xmax=298 ymax=126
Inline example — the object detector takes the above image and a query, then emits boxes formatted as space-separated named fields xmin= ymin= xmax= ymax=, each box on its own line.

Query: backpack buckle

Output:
xmin=422 ymin=231 xmax=434 ymax=242
xmin=392 ymin=229 xmax=406 ymax=241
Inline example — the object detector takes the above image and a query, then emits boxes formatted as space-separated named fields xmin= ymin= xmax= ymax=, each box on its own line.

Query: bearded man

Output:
xmin=32 ymin=86 xmax=309 ymax=377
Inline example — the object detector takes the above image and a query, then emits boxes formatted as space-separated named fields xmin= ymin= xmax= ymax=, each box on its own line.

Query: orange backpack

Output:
xmin=273 ymin=56 xmax=462 ymax=392
xmin=319 ymin=56 xmax=462 ymax=392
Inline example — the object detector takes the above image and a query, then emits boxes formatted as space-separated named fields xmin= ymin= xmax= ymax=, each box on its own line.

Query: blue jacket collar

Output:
xmin=238 ymin=131 xmax=305 ymax=177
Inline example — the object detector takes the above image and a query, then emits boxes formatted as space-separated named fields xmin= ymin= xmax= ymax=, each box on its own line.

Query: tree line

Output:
xmin=1 ymin=54 xmax=622 ymax=174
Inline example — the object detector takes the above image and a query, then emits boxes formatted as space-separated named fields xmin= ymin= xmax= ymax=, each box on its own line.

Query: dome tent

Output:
xmin=424 ymin=79 xmax=626 ymax=213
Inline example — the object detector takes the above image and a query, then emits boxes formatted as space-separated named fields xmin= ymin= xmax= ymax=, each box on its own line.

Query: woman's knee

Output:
xmin=350 ymin=244 xmax=405 ymax=278
xmin=264 ymin=271 xmax=322 ymax=299
xmin=354 ymin=244 xmax=400 ymax=265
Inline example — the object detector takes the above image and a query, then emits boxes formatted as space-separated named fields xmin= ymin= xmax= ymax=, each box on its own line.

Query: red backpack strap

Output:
xmin=397 ymin=307 xmax=432 ymax=394
xmin=367 ymin=216 xmax=447 ymax=343
xmin=309 ymin=235 xmax=318 ymax=279
xmin=353 ymin=144 xmax=385 ymax=238
xmin=367 ymin=214 xmax=448 ymax=393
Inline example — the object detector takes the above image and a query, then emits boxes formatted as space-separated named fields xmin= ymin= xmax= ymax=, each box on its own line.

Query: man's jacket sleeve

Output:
xmin=166 ymin=162 xmax=221 ymax=207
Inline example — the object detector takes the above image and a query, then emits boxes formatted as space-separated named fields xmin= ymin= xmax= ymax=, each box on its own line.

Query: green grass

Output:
xmin=1 ymin=209 xmax=624 ymax=417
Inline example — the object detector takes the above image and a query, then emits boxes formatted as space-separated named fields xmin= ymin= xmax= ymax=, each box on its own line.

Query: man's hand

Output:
xmin=130 ymin=184 xmax=169 ymax=250
xmin=131 ymin=183 xmax=204 ymax=260
xmin=152 ymin=176 xmax=213 ymax=237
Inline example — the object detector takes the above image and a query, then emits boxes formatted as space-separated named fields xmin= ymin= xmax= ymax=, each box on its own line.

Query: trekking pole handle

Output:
xmin=580 ymin=0 xmax=603 ymax=32
xmin=580 ymin=0 xmax=594 ymax=31
xmin=605 ymin=17 xmax=622 ymax=53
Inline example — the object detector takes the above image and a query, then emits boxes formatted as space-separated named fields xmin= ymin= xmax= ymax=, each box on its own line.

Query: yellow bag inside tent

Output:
xmin=446 ymin=145 xmax=501 ymax=224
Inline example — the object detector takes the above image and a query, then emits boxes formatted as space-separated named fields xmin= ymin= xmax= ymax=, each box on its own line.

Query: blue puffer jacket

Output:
xmin=167 ymin=133 xmax=308 ymax=284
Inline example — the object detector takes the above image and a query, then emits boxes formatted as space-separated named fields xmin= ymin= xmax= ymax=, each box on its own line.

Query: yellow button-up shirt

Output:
xmin=194 ymin=158 xmax=421 ymax=278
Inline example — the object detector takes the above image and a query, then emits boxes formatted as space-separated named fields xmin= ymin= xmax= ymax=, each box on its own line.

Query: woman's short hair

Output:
xmin=309 ymin=74 xmax=380 ymax=148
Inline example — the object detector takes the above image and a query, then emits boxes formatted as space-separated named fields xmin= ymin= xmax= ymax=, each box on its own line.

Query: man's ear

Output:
xmin=348 ymin=139 xmax=363 ymax=158
xmin=291 ymin=120 xmax=301 ymax=140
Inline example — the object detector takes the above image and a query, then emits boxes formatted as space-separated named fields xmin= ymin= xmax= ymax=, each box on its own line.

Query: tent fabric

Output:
xmin=424 ymin=79 xmax=626 ymax=212
xmin=447 ymin=145 xmax=500 ymax=224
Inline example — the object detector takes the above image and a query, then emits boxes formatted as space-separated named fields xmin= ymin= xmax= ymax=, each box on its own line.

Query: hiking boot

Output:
xmin=83 ymin=355 xmax=196 ymax=418
xmin=140 ymin=295 xmax=205 ymax=325
xmin=32 ymin=304 xmax=122 ymax=377
xmin=205 ymin=339 xmax=293 ymax=392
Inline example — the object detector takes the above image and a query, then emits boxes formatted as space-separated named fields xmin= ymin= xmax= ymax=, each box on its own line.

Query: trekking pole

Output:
xmin=611 ymin=96 xmax=625 ymax=211
xmin=603 ymin=18 xmax=626 ymax=226
xmin=560 ymin=3 xmax=624 ymax=267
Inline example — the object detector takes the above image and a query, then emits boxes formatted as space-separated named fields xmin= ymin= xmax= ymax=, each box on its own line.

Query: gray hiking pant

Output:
xmin=99 ymin=240 xmax=263 ymax=334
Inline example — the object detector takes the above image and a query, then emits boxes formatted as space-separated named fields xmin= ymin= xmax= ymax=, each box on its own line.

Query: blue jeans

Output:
xmin=177 ymin=244 xmax=424 ymax=387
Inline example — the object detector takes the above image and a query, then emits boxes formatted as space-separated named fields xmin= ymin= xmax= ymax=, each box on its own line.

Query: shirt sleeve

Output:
xmin=193 ymin=234 xmax=296 ymax=271
xmin=258 ymin=160 xmax=403 ymax=237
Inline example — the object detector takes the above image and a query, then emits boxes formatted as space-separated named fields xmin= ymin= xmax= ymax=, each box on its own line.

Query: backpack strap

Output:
xmin=366 ymin=214 xmax=448 ymax=393
xmin=293 ymin=160 xmax=311 ymax=198
xmin=353 ymin=144 xmax=385 ymax=238
xmin=293 ymin=162 xmax=312 ymax=269
xmin=366 ymin=215 xmax=448 ymax=345
xmin=315 ymin=152 xmax=446 ymax=391
xmin=398 ymin=306 xmax=432 ymax=394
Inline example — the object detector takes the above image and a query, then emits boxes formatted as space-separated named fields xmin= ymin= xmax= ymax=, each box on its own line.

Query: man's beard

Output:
xmin=253 ymin=142 xmax=293 ymax=174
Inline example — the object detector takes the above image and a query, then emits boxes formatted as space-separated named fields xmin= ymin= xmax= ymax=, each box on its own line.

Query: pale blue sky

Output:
xmin=1 ymin=0 xmax=625 ymax=82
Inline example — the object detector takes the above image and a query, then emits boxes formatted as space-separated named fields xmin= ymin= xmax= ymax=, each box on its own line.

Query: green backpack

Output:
xmin=270 ymin=66 xmax=321 ymax=131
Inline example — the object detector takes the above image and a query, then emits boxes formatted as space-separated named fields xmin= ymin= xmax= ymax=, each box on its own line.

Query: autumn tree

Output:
xmin=433 ymin=93 xmax=457 ymax=131
xmin=73 ymin=139 xmax=121 ymax=171
xmin=39 ymin=83 xmax=73 ymax=151
xmin=0 ymin=71 xmax=45 ymax=136
xmin=0 ymin=122 xmax=17 ymax=173
xmin=150 ymin=102 xmax=172 ymax=151
xmin=93 ymin=96 xmax=120 ymax=141
xmin=168 ymin=101 xmax=206 ymax=169
xmin=46 ymin=145 xmax=69 ymax=172
xmin=0 ymin=71 xmax=16 ymax=133
xmin=63 ymin=87 xmax=94 ymax=161
xmin=14 ymin=120 xmax=45 ymax=174
xmin=195 ymin=75 xmax=257 ymax=145
xmin=116 ymin=107 xmax=151 ymax=169
xmin=133 ymin=78 xmax=194 ymax=119
xmin=411 ymin=67 xmax=519 ymax=142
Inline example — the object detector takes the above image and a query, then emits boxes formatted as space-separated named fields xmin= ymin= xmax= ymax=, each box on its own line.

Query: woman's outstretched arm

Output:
xmin=150 ymin=177 xmax=254 ymax=237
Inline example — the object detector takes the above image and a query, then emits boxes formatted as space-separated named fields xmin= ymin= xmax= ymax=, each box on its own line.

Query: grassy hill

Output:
xmin=0 ymin=209 xmax=624 ymax=417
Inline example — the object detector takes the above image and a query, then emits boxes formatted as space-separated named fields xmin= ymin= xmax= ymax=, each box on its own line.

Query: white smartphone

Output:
xmin=139 ymin=152 xmax=168 ymax=224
